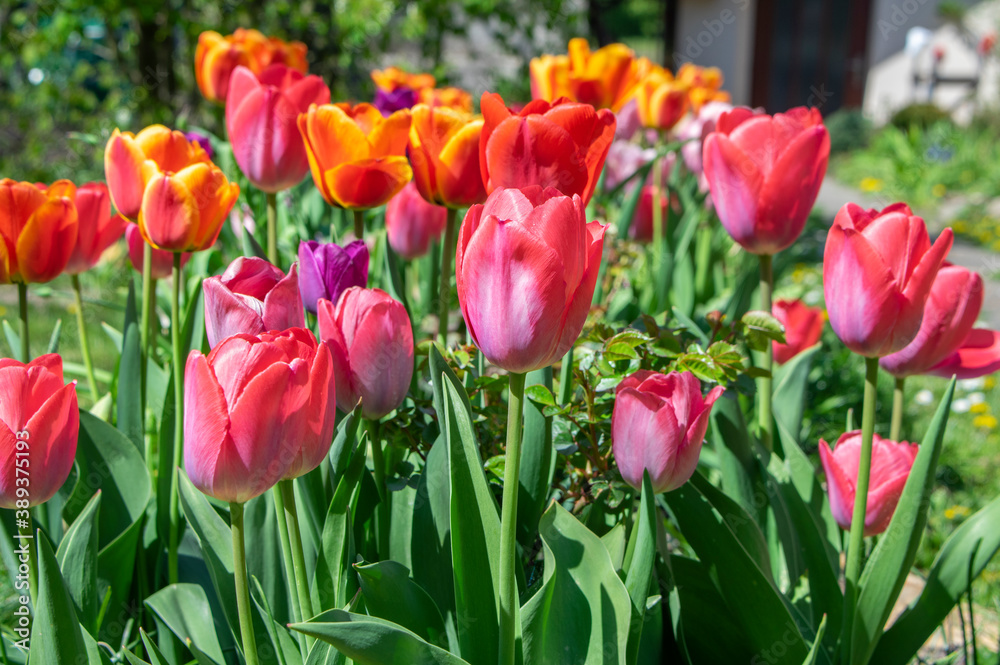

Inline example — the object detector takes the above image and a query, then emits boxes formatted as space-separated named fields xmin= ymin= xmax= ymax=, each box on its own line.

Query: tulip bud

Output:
xmin=385 ymin=182 xmax=448 ymax=259
xmin=0 ymin=179 xmax=79 ymax=284
xmin=456 ymin=186 xmax=606 ymax=374
xmin=318 ymin=287 xmax=413 ymax=420
xmin=772 ymin=299 xmax=824 ymax=365
xmin=824 ymin=203 xmax=953 ymax=357
xmin=297 ymin=240 xmax=369 ymax=314
xmin=203 ymin=257 xmax=305 ymax=348
xmin=125 ymin=223 xmax=190 ymax=279
xmin=611 ymin=370 xmax=724 ymax=493
xmin=819 ymin=431 xmax=918 ymax=536
xmin=0 ymin=354 xmax=79 ymax=508
xmin=65 ymin=182 xmax=127 ymax=274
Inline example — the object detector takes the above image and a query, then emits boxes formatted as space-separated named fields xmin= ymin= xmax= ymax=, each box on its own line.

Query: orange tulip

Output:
xmin=371 ymin=66 xmax=436 ymax=94
xmin=298 ymin=103 xmax=413 ymax=210
xmin=677 ymin=64 xmax=730 ymax=112
xmin=419 ymin=86 xmax=474 ymax=113
xmin=635 ymin=68 xmax=689 ymax=130
xmin=195 ymin=28 xmax=308 ymax=104
xmin=0 ymin=179 xmax=79 ymax=284
xmin=105 ymin=125 xmax=239 ymax=252
xmin=408 ymin=105 xmax=486 ymax=209
xmin=530 ymin=38 xmax=648 ymax=112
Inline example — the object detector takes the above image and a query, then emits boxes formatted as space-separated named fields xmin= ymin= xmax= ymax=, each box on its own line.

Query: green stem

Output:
xmin=17 ymin=283 xmax=28 ymax=362
xmin=368 ymin=420 xmax=386 ymax=501
xmin=266 ymin=193 xmax=278 ymax=265
xmin=557 ymin=347 xmax=574 ymax=405
xmin=270 ymin=485 xmax=304 ymax=651
xmin=17 ymin=513 xmax=36 ymax=606
xmin=279 ymin=480 xmax=316 ymax=639
xmin=842 ymin=356 xmax=880 ymax=662
xmin=353 ymin=209 xmax=365 ymax=241
xmin=140 ymin=243 xmax=154 ymax=426
xmin=70 ymin=275 xmax=99 ymax=402
xmin=890 ymin=376 xmax=905 ymax=442
xmin=758 ymin=253 xmax=774 ymax=452
xmin=498 ymin=372 xmax=526 ymax=665
xmin=438 ymin=208 xmax=458 ymax=344
xmin=230 ymin=502 xmax=260 ymax=665
xmin=167 ymin=253 xmax=184 ymax=585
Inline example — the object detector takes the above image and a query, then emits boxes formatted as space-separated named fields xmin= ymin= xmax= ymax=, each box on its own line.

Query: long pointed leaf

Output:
xmin=28 ymin=532 xmax=86 ymax=665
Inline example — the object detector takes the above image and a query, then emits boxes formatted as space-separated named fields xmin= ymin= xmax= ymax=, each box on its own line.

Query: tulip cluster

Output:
xmin=196 ymin=28 xmax=308 ymax=104
xmin=530 ymin=38 xmax=651 ymax=111
xmin=371 ymin=66 xmax=472 ymax=116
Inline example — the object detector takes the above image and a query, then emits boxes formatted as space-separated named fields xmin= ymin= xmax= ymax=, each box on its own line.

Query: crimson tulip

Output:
xmin=819 ymin=431 xmax=918 ymax=536
xmin=385 ymin=181 xmax=448 ymax=259
xmin=824 ymin=203 xmax=953 ymax=357
xmin=203 ymin=257 xmax=305 ymax=348
xmin=297 ymin=239 xmax=369 ymax=314
xmin=479 ymin=92 xmax=616 ymax=204
xmin=0 ymin=179 xmax=79 ymax=284
xmin=702 ymin=106 xmax=830 ymax=255
xmin=456 ymin=186 xmax=606 ymax=374
xmin=772 ymin=299 xmax=824 ymax=365
xmin=226 ymin=64 xmax=330 ymax=193
xmin=317 ymin=287 xmax=413 ymax=420
xmin=125 ymin=222 xmax=190 ymax=279
xmin=65 ymin=182 xmax=126 ymax=274
xmin=0 ymin=354 xmax=79 ymax=508
xmin=612 ymin=370 xmax=724 ymax=493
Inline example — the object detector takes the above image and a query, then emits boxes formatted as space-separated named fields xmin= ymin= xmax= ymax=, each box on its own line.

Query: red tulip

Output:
xmin=819 ymin=431 xmax=918 ymax=536
xmin=611 ymin=370 xmax=724 ymax=493
xmin=824 ymin=203 xmax=953 ymax=357
xmin=772 ymin=299 xmax=824 ymax=364
xmin=479 ymin=92 xmax=616 ymax=204
xmin=318 ymin=287 xmax=413 ymax=420
xmin=226 ymin=64 xmax=331 ymax=193
xmin=456 ymin=186 xmax=606 ymax=374
xmin=629 ymin=185 xmax=672 ymax=243
xmin=0 ymin=179 xmax=79 ymax=284
xmin=203 ymin=257 xmax=305 ymax=349
xmin=125 ymin=222 xmax=190 ymax=279
xmin=65 ymin=182 xmax=126 ymax=274
xmin=702 ymin=106 xmax=830 ymax=254
xmin=184 ymin=328 xmax=332 ymax=502
xmin=385 ymin=181 xmax=448 ymax=259
xmin=928 ymin=329 xmax=1000 ymax=379
xmin=0 ymin=354 xmax=79 ymax=508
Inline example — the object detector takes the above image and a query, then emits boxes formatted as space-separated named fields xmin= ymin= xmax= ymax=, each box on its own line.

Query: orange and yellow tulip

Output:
xmin=530 ymin=38 xmax=649 ymax=112
xmin=408 ymin=105 xmax=486 ymax=209
xmin=195 ymin=28 xmax=308 ymax=104
xmin=419 ymin=87 xmax=473 ymax=113
xmin=635 ymin=68 xmax=689 ymax=130
xmin=298 ymin=103 xmax=413 ymax=210
xmin=677 ymin=64 xmax=730 ymax=111
xmin=0 ymin=179 xmax=79 ymax=284
xmin=371 ymin=66 xmax=436 ymax=94
xmin=104 ymin=125 xmax=239 ymax=252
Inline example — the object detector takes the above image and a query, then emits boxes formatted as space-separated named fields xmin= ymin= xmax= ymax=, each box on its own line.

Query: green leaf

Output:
xmin=428 ymin=345 xmax=471 ymax=429
xmin=3 ymin=320 xmax=23 ymax=362
xmin=145 ymin=584 xmax=226 ymax=665
xmin=180 ymin=278 xmax=206 ymax=357
xmin=624 ymin=472 xmax=657 ymax=665
xmin=671 ymin=306 xmax=709 ymax=347
xmin=117 ymin=278 xmax=144 ymax=453
xmin=615 ymin=161 xmax=654 ymax=239
xmin=46 ymin=318 xmax=62 ymax=355
xmin=601 ymin=523 xmax=627 ymax=572
xmin=55 ymin=491 xmax=101 ymax=635
xmin=772 ymin=344 xmax=821 ymax=443
xmin=329 ymin=404 xmax=363 ymax=482
xmin=244 ymin=492 xmax=291 ymax=625
xmin=850 ymin=379 xmax=955 ymax=665
xmin=709 ymin=391 xmax=762 ymax=524
xmin=741 ymin=310 xmax=786 ymax=350
xmin=521 ymin=503 xmax=632 ymax=664
xmin=523 ymin=384 xmax=556 ymax=408
xmin=802 ymin=615 xmax=828 ymax=665
xmin=140 ymin=629 xmax=173 ymax=665
xmin=518 ymin=367 xmax=555 ymax=547
xmin=251 ymin=576 xmax=303 ymax=665
xmin=27 ymin=532 xmax=87 ymax=665
xmin=356 ymin=560 xmax=449 ymax=648
xmin=292 ymin=611 xmax=472 ymax=665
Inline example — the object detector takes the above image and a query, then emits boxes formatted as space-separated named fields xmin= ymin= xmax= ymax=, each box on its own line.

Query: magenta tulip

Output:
xmin=0 ymin=355 xmax=79 ymax=508
xmin=317 ymin=287 xmax=413 ymax=420
xmin=297 ymin=240 xmax=369 ymax=315
xmin=702 ymin=106 xmax=830 ymax=255
xmin=819 ymin=431 xmax=918 ymax=536
xmin=611 ymin=370 xmax=724 ymax=493
xmin=824 ymin=203 xmax=953 ymax=357
xmin=772 ymin=299 xmax=824 ymax=365
xmin=455 ymin=186 xmax=606 ymax=374
xmin=385 ymin=181 xmax=448 ymax=259
xmin=125 ymin=222 xmax=190 ymax=279
xmin=226 ymin=64 xmax=331 ymax=193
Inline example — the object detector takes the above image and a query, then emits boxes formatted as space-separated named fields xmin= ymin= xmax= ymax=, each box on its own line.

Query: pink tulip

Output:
xmin=702 ymin=106 xmax=830 ymax=254
xmin=819 ymin=431 xmax=918 ymax=536
xmin=317 ymin=287 xmax=413 ymax=420
xmin=611 ymin=370 xmax=724 ymax=493
xmin=65 ymin=182 xmax=127 ymax=274
xmin=0 ymin=355 xmax=79 ymax=508
xmin=928 ymin=329 xmax=1000 ymax=379
xmin=772 ymin=299 xmax=824 ymax=364
xmin=203 ymin=257 xmax=305 ymax=348
xmin=629 ymin=185 xmax=675 ymax=243
xmin=184 ymin=328 xmax=333 ymax=502
xmin=385 ymin=181 xmax=448 ymax=259
xmin=455 ymin=186 xmax=606 ymax=374
xmin=678 ymin=101 xmax=733 ymax=177
xmin=824 ymin=203 xmax=953 ymax=357
xmin=125 ymin=222 xmax=190 ymax=279
xmin=226 ymin=64 xmax=331 ymax=193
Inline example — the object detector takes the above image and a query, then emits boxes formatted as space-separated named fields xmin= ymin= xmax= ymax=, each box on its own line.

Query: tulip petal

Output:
xmin=611 ymin=387 xmax=674 ymax=491
xmin=16 ymin=197 xmax=78 ymax=283
xmin=819 ymin=438 xmax=854 ymax=530
xmin=203 ymin=277 xmax=266 ymax=348
xmin=104 ymin=131 xmax=148 ymax=220
xmin=322 ymin=158 xmax=413 ymax=210
xmin=929 ymin=328 xmax=1000 ymax=379
xmin=348 ymin=302 xmax=414 ymax=419
xmin=436 ymin=119 xmax=486 ymax=208
xmin=21 ymin=383 xmax=79 ymax=506
xmin=551 ymin=221 xmax=606 ymax=363
xmin=367 ymin=109 xmax=412 ymax=158
xmin=702 ymin=133 xmax=764 ymax=251
xmin=184 ymin=352 xmax=236 ymax=500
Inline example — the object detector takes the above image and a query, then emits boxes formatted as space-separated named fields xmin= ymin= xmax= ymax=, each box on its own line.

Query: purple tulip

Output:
xmin=298 ymin=240 xmax=369 ymax=314
xmin=374 ymin=86 xmax=418 ymax=116
xmin=184 ymin=131 xmax=215 ymax=160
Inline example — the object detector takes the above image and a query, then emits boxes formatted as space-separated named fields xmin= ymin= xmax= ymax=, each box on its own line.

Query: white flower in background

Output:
xmin=914 ymin=389 xmax=935 ymax=406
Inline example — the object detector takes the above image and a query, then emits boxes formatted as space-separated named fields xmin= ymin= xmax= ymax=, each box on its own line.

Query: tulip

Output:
xmin=0 ymin=354 xmax=79 ymax=508
xmin=385 ymin=182 xmax=448 ymax=259
xmin=819 ymin=431 xmax=918 ymax=536
xmin=630 ymin=185 xmax=672 ymax=243
xmin=196 ymin=28 xmax=308 ymax=104
xmin=419 ymin=87 xmax=474 ymax=113
xmin=824 ymin=203 xmax=954 ymax=358
xmin=185 ymin=131 xmax=215 ymax=160
xmin=772 ymin=299 xmax=824 ymax=365
xmin=226 ymin=64 xmax=331 ymax=193
xmin=125 ymin=222 xmax=190 ymax=279
xmin=530 ymin=38 xmax=648 ymax=112
xmin=371 ymin=66 xmax=436 ymax=95
xmin=0 ymin=179 xmax=79 ymax=284
xmin=104 ymin=125 xmax=240 ymax=252
xmin=702 ymin=106 xmax=830 ymax=255
xmin=676 ymin=64 xmax=731 ymax=112
xmin=65 ymin=182 xmax=126 ymax=274
xmin=677 ymin=101 xmax=733 ymax=180
xmin=374 ymin=87 xmax=418 ymax=116
xmin=408 ymin=104 xmax=487 ymax=209
xmin=635 ymin=68 xmax=689 ymax=130
xmin=612 ymin=370 xmax=724 ymax=493
xmin=479 ymin=92 xmax=616 ymax=204
xmin=297 ymin=239 xmax=369 ymax=314
xmin=456 ymin=186 xmax=606 ymax=374
xmin=298 ymin=103 xmax=413 ymax=210
xmin=318 ymin=287 xmax=413 ymax=420
xmin=928 ymin=329 xmax=1000 ymax=379
xmin=204 ymin=257 xmax=305 ymax=348
xmin=602 ymin=140 xmax=658 ymax=193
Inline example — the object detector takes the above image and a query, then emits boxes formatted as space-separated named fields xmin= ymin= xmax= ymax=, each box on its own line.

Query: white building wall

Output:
xmin=673 ymin=0 xmax=758 ymax=105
